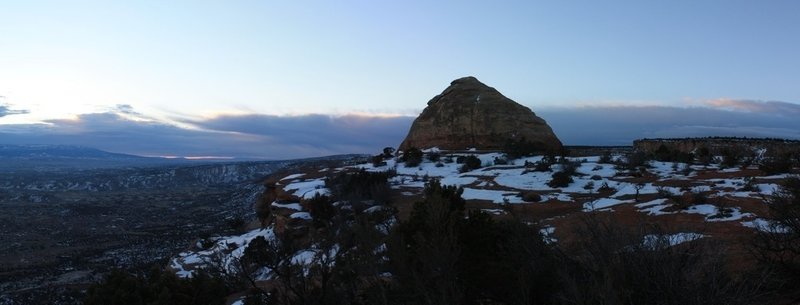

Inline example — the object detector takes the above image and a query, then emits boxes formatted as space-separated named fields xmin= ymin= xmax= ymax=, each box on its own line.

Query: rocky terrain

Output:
xmin=160 ymin=77 xmax=800 ymax=304
xmin=0 ymin=153 xmax=358 ymax=305
xmin=398 ymin=76 xmax=562 ymax=153
xmin=170 ymin=147 xmax=798 ymax=304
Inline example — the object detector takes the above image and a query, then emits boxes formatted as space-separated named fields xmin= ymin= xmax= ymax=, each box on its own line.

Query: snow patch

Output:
xmin=584 ymin=198 xmax=631 ymax=211
xmin=642 ymin=233 xmax=705 ymax=248
xmin=272 ymin=202 xmax=303 ymax=211
xmin=461 ymin=188 xmax=525 ymax=204
xmin=741 ymin=218 xmax=791 ymax=233
xmin=284 ymin=179 xmax=330 ymax=199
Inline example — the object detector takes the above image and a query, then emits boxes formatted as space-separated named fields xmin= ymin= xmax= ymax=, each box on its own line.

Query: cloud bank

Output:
xmin=0 ymin=109 xmax=415 ymax=159
xmin=0 ymin=103 xmax=29 ymax=117
xmin=1 ymin=100 xmax=798 ymax=159
xmin=704 ymin=98 xmax=800 ymax=115
xmin=539 ymin=100 xmax=800 ymax=145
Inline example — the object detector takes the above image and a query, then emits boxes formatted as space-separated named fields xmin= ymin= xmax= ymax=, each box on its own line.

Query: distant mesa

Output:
xmin=398 ymin=76 xmax=563 ymax=152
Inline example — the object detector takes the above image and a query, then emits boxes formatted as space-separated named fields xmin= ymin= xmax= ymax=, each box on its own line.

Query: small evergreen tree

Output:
xmin=400 ymin=147 xmax=423 ymax=167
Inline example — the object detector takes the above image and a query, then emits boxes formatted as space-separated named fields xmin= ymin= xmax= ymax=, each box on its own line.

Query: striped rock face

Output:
xmin=399 ymin=76 xmax=563 ymax=152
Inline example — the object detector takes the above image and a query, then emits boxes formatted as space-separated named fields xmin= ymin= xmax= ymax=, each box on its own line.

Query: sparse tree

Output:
xmin=751 ymin=176 xmax=800 ymax=287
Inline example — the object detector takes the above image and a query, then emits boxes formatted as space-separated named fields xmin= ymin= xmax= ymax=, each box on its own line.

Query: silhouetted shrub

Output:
xmin=531 ymin=155 xmax=555 ymax=172
xmin=598 ymin=152 xmax=614 ymax=164
xmin=458 ymin=212 xmax=560 ymax=304
xmin=522 ymin=192 xmax=542 ymax=202
xmin=371 ymin=154 xmax=386 ymax=167
xmin=254 ymin=192 xmax=272 ymax=226
xmin=759 ymin=154 xmax=793 ymax=175
xmin=654 ymin=144 xmax=672 ymax=161
xmin=459 ymin=155 xmax=483 ymax=173
xmin=691 ymin=191 xmax=708 ymax=205
xmin=389 ymin=181 xmax=466 ymax=304
xmin=624 ymin=151 xmax=650 ymax=169
xmin=84 ymin=267 xmax=229 ymax=305
xmin=227 ymin=216 xmax=246 ymax=231
xmin=305 ymin=193 xmax=335 ymax=228
xmin=382 ymin=146 xmax=395 ymax=158
xmin=697 ymin=146 xmax=713 ymax=165
xmin=598 ymin=181 xmax=615 ymax=193
xmin=427 ymin=151 xmax=441 ymax=162
xmin=740 ymin=177 xmax=759 ymax=192
xmin=558 ymin=216 xmax=762 ymax=305
xmin=327 ymin=169 xmax=392 ymax=203
xmin=389 ymin=181 xmax=560 ymax=305
xmin=558 ymin=158 xmax=582 ymax=176
xmin=721 ymin=148 xmax=741 ymax=168
xmin=548 ymin=171 xmax=573 ymax=188
xmin=656 ymin=186 xmax=675 ymax=199
xmin=401 ymin=147 xmax=423 ymax=167
xmin=464 ymin=155 xmax=482 ymax=170
xmin=751 ymin=176 xmax=800 ymax=286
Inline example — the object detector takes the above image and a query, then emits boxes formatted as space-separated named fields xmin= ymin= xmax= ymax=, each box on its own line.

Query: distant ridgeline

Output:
xmin=633 ymin=137 xmax=800 ymax=156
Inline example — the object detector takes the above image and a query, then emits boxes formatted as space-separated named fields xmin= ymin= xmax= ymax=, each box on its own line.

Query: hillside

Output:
xmin=0 ymin=156 xmax=361 ymax=304
xmin=168 ymin=148 xmax=799 ymax=305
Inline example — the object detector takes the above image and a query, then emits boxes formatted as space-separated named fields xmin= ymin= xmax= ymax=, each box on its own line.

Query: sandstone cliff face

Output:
xmin=399 ymin=76 xmax=563 ymax=152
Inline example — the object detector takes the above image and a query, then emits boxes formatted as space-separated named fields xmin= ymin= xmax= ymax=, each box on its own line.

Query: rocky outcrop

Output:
xmin=399 ymin=76 xmax=563 ymax=152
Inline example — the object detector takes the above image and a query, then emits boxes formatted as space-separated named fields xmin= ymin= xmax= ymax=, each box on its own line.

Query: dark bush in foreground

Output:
xmin=84 ymin=268 xmax=229 ymax=305
xmin=522 ymin=192 xmax=542 ymax=202
xmin=548 ymin=171 xmax=573 ymax=188
xmin=460 ymin=155 xmax=482 ymax=172
xmin=327 ymin=169 xmax=393 ymax=203
xmin=427 ymin=151 xmax=441 ymax=162
xmin=558 ymin=216 xmax=763 ymax=305
xmin=371 ymin=154 xmax=387 ymax=167
xmin=389 ymin=181 xmax=559 ymax=305
xmin=759 ymin=154 xmax=794 ymax=175
xmin=401 ymin=147 xmax=423 ymax=167
xmin=305 ymin=193 xmax=335 ymax=228
xmin=751 ymin=176 xmax=800 ymax=286
xmin=620 ymin=151 xmax=651 ymax=170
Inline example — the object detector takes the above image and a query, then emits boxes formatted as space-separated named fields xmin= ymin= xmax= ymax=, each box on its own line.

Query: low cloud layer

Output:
xmin=0 ymin=103 xmax=29 ymax=117
xmin=539 ymin=104 xmax=800 ymax=146
xmin=704 ymin=98 xmax=800 ymax=116
xmin=1 ymin=102 xmax=798 ymax=159
xmin=0 ymin=110 xmax=415 ymax=159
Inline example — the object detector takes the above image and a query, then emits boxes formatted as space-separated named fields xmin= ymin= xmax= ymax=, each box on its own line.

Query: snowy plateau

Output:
xmin=171 ymin=151 xmax=794 ymax=304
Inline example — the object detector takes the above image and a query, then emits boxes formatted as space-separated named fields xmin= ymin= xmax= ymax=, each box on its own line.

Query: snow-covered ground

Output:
xmin=352 ymin=152 xmax=790 ymax=211
xmin=284 ymin=178 xmax=330 ymax=199
xmin=171 ymin=227 xmax=276 ymax=278
xmin=172 ymin=151 xmax=795 ymax=280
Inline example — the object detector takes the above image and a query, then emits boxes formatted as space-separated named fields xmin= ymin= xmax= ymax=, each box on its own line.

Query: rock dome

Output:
xmin=398 ymin=76 xmax=563 ymax=152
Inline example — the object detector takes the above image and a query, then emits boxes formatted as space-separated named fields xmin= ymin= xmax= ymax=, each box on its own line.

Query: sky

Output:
xmin=1 ymin=1 xmax=799 ymax=159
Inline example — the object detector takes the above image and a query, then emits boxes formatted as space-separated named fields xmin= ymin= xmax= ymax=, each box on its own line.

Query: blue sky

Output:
xmin=1 ymin=1 xmax=799 ymax=159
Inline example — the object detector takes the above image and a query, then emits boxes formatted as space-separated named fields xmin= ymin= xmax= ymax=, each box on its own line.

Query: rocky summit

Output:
xmin=398 ymin=76 xmax=563 ymax=152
